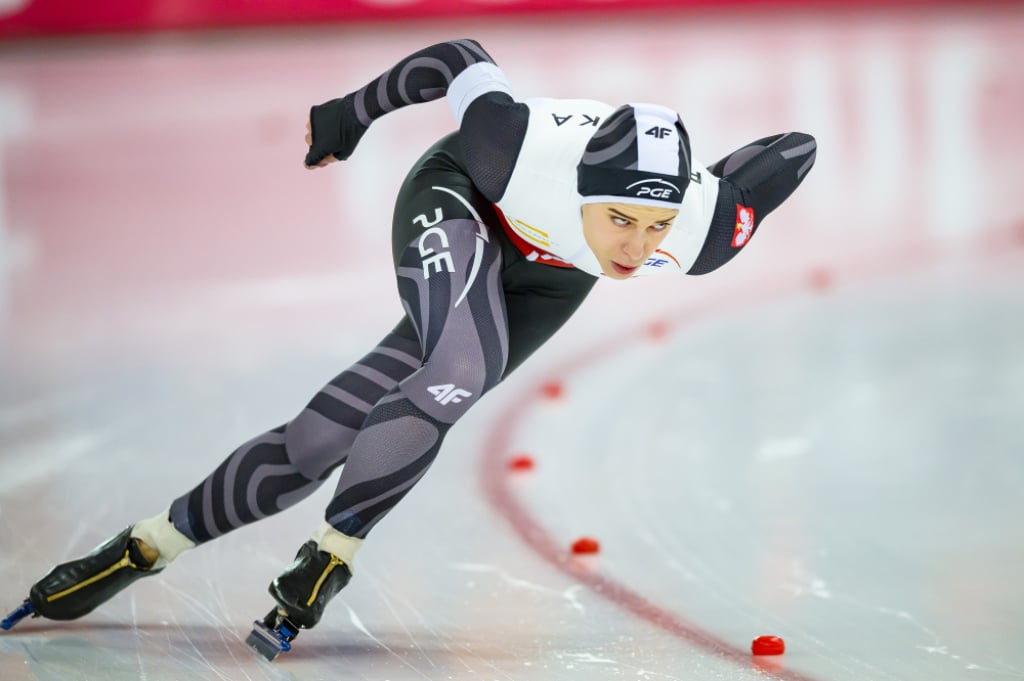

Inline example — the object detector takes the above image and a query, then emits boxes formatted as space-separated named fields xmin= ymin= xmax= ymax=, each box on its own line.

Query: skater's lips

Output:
xmin=611 ymin=261 xmax=639 ymax=275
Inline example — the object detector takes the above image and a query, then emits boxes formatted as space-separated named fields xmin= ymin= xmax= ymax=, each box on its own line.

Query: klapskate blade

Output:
xmin=1 ymin=601 xmax=35 ymax=631
xmin=246 ymin=621 xmax=289 ymax=661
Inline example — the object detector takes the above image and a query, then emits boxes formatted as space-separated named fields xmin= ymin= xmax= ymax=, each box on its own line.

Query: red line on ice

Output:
xmin=479 ymin=239 xmax=940 ymax=680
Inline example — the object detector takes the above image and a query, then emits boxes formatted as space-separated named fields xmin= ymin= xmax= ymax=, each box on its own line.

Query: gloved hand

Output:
xmin=304 ymin=94 xmax=369 ymax=169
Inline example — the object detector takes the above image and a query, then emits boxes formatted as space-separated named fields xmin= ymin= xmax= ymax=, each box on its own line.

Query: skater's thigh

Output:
xmin=394 ymin=215 xmax=507 ymax=404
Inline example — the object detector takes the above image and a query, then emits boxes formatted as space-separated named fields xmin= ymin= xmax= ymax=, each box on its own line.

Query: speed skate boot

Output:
xmin=2 ymin=509 xmax=195 ymax=631
xmin=246 ymin=538 xmax=353 ymax=661
xmin=2 ymin=527 xmax=161 ymax=630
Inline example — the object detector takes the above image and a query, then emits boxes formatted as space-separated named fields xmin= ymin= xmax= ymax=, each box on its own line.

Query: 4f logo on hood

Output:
xmin=645 ymin=126 xmax=673 ymax=139
xmin=626 ymin=178 xmax=680 ymax=201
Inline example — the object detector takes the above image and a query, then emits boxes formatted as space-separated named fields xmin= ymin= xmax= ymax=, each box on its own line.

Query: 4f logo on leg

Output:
xmin=428 ymin=384 xmax=472 ymax=405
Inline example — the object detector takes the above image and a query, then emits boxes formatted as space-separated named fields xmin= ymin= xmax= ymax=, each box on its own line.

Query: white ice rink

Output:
xmin=1 ymin=6 xmax=1023 ymax=680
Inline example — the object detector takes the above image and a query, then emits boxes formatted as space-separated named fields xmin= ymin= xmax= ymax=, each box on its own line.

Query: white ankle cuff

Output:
xmin=311 ymin=521 xmax=363 ymax=570
xmin=131 ymin=509 xmax=196 ymax=568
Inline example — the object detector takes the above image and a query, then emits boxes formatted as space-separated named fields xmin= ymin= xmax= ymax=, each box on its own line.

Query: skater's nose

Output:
xmin=621 ymin=229 xmax=647 ymax=263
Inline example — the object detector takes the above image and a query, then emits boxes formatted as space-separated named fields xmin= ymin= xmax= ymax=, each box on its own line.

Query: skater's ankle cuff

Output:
xmin=131 ymin=509 xmax=196 ymax=568
xmin=310 ymin=522 xmax=362 ymax=569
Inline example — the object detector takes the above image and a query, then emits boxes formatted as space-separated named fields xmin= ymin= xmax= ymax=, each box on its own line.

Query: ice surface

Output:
xmin=1 ymin=7 xmax=1023 ymax=680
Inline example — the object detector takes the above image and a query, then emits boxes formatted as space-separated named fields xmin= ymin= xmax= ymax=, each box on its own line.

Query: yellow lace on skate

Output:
xmin=46 ymin=546 xmax=154 ymax=603
xmin=306 ymin=555 xmax=346 ymax=607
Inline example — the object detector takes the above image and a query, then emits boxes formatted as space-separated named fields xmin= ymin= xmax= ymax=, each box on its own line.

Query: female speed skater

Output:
xmin=2 ymin=39 xmax=816 ymax=659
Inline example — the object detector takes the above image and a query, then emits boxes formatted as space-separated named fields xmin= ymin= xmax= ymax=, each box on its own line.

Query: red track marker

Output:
xmin=808 ymin=267 xmax=833 ymax=291
xmin=646 ymin=320 xmax=669 ymax=340
xmin=508 ymin=454 xmax=535 ymax=471
xmin=571 ymin=537 xmax=600 ymax=555
xmin=541 ymin=380 xmax=563 ymax=399
xmin=752 ymin=635 xmax=786 ymax=656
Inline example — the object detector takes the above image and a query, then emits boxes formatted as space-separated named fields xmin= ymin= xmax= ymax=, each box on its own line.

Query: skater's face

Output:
xmin=581 ymin=202 xmax=678 ymax=279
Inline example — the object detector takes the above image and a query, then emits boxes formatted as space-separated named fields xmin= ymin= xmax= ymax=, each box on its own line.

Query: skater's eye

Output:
xmin=607 ymin=208 xmax=637 ymax=227
xmin=651 ymin=221 xmax=672 ymax=231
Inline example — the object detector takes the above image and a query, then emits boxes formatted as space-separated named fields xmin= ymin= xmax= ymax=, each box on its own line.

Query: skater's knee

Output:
xmin=398 ymin=349 xmax=502 ymax=424
xmin=425 ymin=316 xmax=508 ymax=398
xmin=284 ymin=410 xmax=356 ymax=481
xmin=431 ymin=350 xmax=503 ymax=398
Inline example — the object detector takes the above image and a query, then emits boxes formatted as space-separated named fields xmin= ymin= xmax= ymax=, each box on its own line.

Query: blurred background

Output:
xmin=1 ymin=1 xmax=1022 ymax=680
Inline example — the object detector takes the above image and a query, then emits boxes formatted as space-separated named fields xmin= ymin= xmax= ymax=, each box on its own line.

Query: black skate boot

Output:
xmin=245 ymin=540 xmax=352 ymax=661
xmin=2 ymin=527 xmax=162 ymax=630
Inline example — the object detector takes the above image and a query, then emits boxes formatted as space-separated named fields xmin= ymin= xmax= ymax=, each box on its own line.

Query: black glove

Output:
xmin=305 ymin=94 xmax=369 ymax=166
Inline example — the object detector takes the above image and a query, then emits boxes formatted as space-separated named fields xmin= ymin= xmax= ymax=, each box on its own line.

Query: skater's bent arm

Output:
xmin=304 ymin=39 xmax=509 ymax=168
xmin=686 ymin=132 xmax=817 ymax=275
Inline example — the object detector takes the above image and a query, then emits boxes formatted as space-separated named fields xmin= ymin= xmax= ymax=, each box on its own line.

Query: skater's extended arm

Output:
xmin=304 ymin=39 xmax=515 ymax=168
xmin=686 ymin=132 xmax=817 ymax=275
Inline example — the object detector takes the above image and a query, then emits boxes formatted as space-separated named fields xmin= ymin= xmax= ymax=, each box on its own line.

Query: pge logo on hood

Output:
xmin=626 ymin=178 xmax=681 ymax=201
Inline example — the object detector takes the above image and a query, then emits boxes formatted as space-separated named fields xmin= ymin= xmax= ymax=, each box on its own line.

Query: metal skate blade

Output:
xmin=246 ymin=620 xmax=291 ymax=661
xmin=1 ymin=601 xmax=35 ymax=631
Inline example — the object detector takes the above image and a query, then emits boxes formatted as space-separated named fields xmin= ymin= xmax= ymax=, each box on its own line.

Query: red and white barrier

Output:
xmin=0 ymin=0 xmax=999 ymax=40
